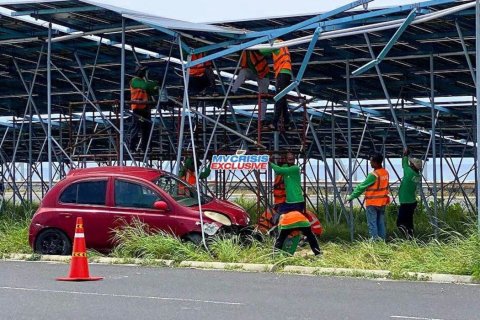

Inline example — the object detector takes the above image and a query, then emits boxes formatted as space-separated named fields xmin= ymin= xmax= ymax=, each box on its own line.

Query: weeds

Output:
xmin=1 ymin=200 xmax=479 ymax=278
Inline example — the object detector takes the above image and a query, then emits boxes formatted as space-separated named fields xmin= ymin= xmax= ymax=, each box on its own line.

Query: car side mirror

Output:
xmin=153 ymin=201 xmax=168 ymax=211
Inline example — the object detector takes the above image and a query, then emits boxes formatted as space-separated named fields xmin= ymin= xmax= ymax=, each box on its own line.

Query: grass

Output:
xmin=0 ymin=200 xmax=479 ymax=279
xmin=0 ymin=202 xmax=37 ymax=256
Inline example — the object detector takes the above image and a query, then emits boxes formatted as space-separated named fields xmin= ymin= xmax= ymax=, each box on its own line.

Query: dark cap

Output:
xmin=135 ymin=65 xmax=148 ymax=77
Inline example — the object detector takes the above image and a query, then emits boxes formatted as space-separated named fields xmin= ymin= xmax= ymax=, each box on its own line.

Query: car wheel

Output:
xmin=34 ymin=229 xmax=72 ymax=255
xmin=184 ymin=233 xmax=203 ymax=246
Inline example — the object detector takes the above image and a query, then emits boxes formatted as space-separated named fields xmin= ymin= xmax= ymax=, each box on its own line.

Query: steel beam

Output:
xmin=352 ymin=9 xmax=417 ymax=77
xmin=186 ymin=0 xmax=373 ymax=68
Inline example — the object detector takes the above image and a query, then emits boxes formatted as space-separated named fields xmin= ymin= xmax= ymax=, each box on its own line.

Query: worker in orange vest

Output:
xmin=179 ymin=156 xmax=212 ymax=186
xmin=271 ymin=155 xmax=287 ymax=225
xmin=231 ymin=50 xmax=270 ymax=121
xmin=129 ymin=65 xmax=158 ymax=153
xmin=188 ymin=52 xmax=217 ymax=96
xmin=260 ymin=39 xmax=293 ymax=131
xmin=275 ymin=210 xmax=322 ymax=256
xmin=346 ymin=153 xmax=390 ymax=240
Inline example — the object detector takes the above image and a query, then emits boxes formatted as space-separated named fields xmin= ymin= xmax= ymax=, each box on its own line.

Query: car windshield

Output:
xmin=153 ymin=174 xmax=212 ymax=207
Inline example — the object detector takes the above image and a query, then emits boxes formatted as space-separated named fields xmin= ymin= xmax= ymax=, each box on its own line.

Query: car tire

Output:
xmin=34 ymin=229 xmax=72 ymax=255
xmin=184 ymin=233 xmax=203 ymax=246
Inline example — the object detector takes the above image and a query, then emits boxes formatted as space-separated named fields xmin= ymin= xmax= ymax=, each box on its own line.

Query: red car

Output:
xmin=29 ymin=166 xmax=250 ymax=255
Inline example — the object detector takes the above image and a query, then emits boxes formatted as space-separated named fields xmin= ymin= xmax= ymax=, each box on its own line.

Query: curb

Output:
xmin=406 ymin=272 xmax=474 ymax=284
xmin=2 ymin=253 xmax=477 ymax=284
xmin=283 ymin=266 xmax=391 ymax=278
xmin=179 ymin=261 xmax=274 ymax=272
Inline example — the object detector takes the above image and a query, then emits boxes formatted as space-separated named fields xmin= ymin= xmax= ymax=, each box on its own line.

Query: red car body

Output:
xmin=29 ymin=166 xmax=250 ymax=254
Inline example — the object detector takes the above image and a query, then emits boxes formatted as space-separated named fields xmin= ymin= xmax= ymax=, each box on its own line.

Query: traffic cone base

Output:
xmin=56 ymin=217 xmax=103 ymax=282
xmin=57 ymin=276 xmax=103 ymax=281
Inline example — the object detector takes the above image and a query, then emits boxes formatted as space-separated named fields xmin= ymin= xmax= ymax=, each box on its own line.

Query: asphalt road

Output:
xmin=0 ymin=261 xmax=478 ymax=320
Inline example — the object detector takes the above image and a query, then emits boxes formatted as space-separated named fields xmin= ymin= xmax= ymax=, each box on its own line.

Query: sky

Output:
xmin=91 ymin=0 xmax=418 ymax=23
xmin=0 ymin=0 xmax=421 ymax=23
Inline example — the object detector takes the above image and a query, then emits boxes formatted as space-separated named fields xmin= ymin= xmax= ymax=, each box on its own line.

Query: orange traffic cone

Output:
xmin=57 ymin=217 xmax=103 ymax=281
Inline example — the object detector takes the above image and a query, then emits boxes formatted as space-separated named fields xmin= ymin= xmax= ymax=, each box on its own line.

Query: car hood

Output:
xmin=193 ymin=198 xmax=250 ymax=226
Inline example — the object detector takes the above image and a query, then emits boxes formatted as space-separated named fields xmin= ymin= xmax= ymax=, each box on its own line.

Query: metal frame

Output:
xmin=0 ymin=0 xmax=477 ymax=236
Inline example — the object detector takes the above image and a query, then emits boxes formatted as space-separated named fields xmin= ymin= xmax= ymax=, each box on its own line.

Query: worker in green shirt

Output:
xmin=397 ymin=148 xmax=422 ymax=238
xmin=270 ymin=152 xmax=305 ymax=214
xmin=179 ymin=156 xmax=211 ymax=186
xmin=129 ymin=65 xmax=158 ymax=153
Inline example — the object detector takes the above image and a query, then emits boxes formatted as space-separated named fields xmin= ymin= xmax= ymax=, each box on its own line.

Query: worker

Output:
xmin=346 ymin=153 xmax=390 ymax=240
xmin=188 ymin=52 xmax=217 ymax=96
xmin=270 ymin=152 xmax=304 ymax=214
xmin=260 ymin=39 xmax=293 ymax=131
xmin=397 ymin=148 xmax=422 ymax=238
xmin=231 ymin=50 xmax=270 ymax=121
xmin=271 ymin=155 xmax=287 ymax=225
xmin=179 ymin=156 xmax=211 ymax=186
xmin=275 ymin=209 xmax=322 ymax=256
xmin=128 ymin=65 xmax=158 ymax=153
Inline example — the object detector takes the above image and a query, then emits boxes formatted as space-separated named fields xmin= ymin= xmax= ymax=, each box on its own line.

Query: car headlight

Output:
xmin=203 ymin=211 xmax=232 ymax=226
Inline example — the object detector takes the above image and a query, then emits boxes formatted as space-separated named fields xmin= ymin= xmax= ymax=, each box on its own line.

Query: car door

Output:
xmin=109 ymin=178 xmax=178 ymax=236
xmin=57 ymin=178 xmax=111 ymax=249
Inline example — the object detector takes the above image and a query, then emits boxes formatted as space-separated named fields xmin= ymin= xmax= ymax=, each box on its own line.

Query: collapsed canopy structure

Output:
xmin=0 ymin=0 xmax=479 ymax=236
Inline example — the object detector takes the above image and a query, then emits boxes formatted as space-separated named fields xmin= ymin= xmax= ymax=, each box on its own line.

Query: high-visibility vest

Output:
xmin=256 ymin=209 xmax=274 ymax=234
xmin=240 ymin=51 xmax=270 ymax=79
xmin=278 ymin=211 xmax=310 ymax=229
xmin=179 ymin=169 xmax=196 ymax=195
xmin=365 ymin=168 xmax=390 ymax=206
xmin=130 ymin=79 xmax=148 ymax=110
xmin=273 ymin=175 xmax=286 ymax=205
xmin=272 ymin=47 xmax=292 ymax=78
xmin=189 ymin=53 xmax=212 ymax=77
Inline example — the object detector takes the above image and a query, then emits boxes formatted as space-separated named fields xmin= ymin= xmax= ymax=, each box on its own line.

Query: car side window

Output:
xmin=114 ymin=180 xmax=162 ymax=209
xmin=59 ymin=180 xmax=107 ymax=205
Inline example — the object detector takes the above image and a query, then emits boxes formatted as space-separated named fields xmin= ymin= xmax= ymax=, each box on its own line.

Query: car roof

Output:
xmin=67 ymin=166 xmax=164 ymax=181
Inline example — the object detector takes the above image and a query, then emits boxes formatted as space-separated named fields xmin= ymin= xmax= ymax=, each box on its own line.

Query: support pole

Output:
xmin=476 ymin=0 xmax=480 ymax=234
xmin=346 ymin=61 xmax=354 ymax=241
xmin=47 ymin=22 xmax=53 ymax=189
xmin=430 ymin=54 xmax=438 ymax=237
xmin=120 ymin=17 xmax=126 ymax=165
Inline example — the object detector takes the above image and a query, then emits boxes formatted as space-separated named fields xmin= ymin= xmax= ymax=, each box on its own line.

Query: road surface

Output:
xmin=0 ymin=260 xmax=478 ymax=320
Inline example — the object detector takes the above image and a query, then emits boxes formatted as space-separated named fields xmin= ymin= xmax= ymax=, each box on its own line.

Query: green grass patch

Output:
xmin=1 ymin=201 xmax=479 ymax=279
xmin=0 ymin=202 xmax=37 ymax=256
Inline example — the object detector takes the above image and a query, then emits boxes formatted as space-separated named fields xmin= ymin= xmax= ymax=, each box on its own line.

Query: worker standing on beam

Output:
xmin=260 ymin=39 xmax=293 ymax=131
xmin=231 ymin=50 xmax=270 ymax=121
xmin=346 ymin=153 xmax=390 ymax=240
xmin=128 ymin=65 xmax=158 ymax=153
xmin=188 ymin=52 xmax=218 ymax=96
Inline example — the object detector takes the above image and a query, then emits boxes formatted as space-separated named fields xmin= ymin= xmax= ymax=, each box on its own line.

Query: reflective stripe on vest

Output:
xmin=365 ymin=168 xmax=390 ymax=206
xmin=272 ymin=47 xmax=292 ymax=78
xmin=273 ymin=175 xmax=286 ymax=204
xmin=189 ymin=53 xmax=212 ymax=77
xmin=130 ymin=85 xmax=148 ymax=110
xmin=278 ymin=210 xmax=309 ymax=228
xmin=305 ymin=211 xmax=323 ymax=235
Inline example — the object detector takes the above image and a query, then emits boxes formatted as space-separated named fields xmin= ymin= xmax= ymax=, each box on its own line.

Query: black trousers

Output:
xmin=190 ymin=68 xmax=216 ymax=95
xmin=397 ymin=202 xmax=417 ymax=238
xmin=275 ymin=226 xmax=321 ymax=255
xmin=128 ymin=108 xmax=151 ymax=152
xmin=272 ymin=73 xmax=292 ymax=128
